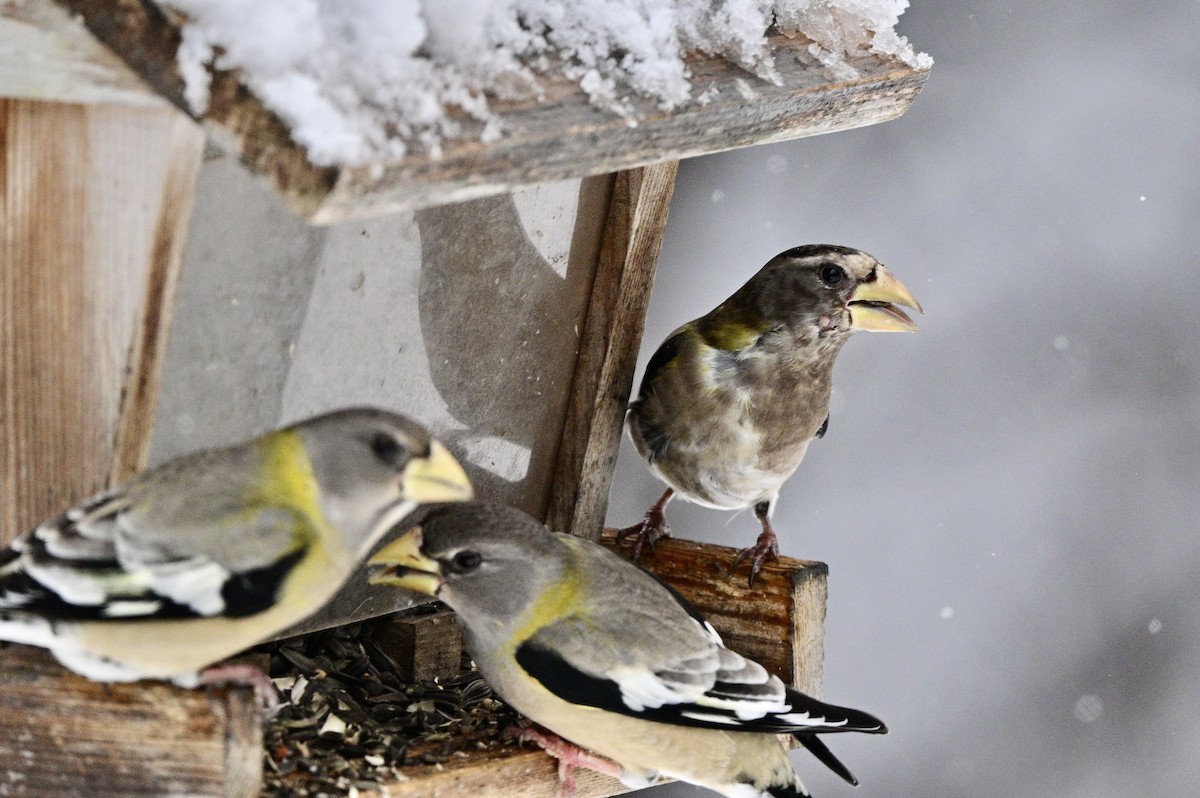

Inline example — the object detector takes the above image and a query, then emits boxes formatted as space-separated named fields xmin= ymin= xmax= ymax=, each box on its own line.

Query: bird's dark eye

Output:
xmin=819 ymin=263 xmax=846 ymax=286
xmin=449 ymin=550 xmax=482 ymax=573
xmin=369 ymin=432 xmax=405 ymax=467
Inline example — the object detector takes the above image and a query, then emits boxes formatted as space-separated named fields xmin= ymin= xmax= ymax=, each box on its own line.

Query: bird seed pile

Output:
xmin=261 ymin=618 xmax=520 ymax=797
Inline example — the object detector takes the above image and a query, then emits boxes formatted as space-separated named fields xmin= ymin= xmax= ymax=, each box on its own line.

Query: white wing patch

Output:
xmin=607 ymin=613 xmax=856 ymax=732
xmin=608 ymin=616 xmax=797 ymax=721
xmin=611 ymin=664 xmax=696 ymax=711
xmin=777 ymin=712 xmax=847 ymax=728
xmin=680 ymin=711 xmax=741 ymax=725
xmin=103 ymin=599 xmax=166 ymax=618
xmin=0 ymin=488 xmax=237 ymax=623
xmin=143 ymin=557 xmax=230 ymax=616
xmin=702 ymin=678 xmax=793 ymax=720
xmin=22 ymin=561 xmax=119 ymax=606
xmin=0 ymin=612 xmax=57 ymax=648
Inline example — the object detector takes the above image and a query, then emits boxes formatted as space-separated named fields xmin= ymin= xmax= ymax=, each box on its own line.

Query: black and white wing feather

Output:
xmin=0 ymin=488 xmax=304 ymax=624
xmin=515 ymin=612 xmax=884 ymax=736
xmin=514 ymin=541 xmax=886 ymax=786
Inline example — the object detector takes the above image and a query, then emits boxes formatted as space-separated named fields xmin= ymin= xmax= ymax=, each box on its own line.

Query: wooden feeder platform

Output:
xmin=0 ymin=2 xmax=926 ymax=794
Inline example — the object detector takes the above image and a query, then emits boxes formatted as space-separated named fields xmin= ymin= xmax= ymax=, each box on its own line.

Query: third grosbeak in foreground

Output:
xmin=370 ymin=503 xmax=886 ymax=798
xmin=620 ymin=244 xmax=922 ymax=584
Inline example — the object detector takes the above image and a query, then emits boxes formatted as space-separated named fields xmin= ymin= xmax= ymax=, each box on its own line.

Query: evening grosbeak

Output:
xmin=0 ymin=408 xmax=471 ymax=688
xmin=370 ymin=502 xmax=887 ymax=798
xmin=620 ymin=244 xmax=922 ymax=584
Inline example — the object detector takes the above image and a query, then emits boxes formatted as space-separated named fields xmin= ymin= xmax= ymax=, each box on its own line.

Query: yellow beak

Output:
xmin=848 ymin=266 xmax=924 ymax=332
xmin=401 ymin=440 xmax=473 ymax=504
xmin=368 ymin=527 xmax=442 ymax=595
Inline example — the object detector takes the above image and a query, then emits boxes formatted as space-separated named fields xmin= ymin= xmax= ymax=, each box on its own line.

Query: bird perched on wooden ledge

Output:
xmin=619 ymin=244 xmax=922 ymax=585
xmin=370 ymin=502 xmax=887 ymax=798
xmin=0 ymin=407 xmax=472 ymax=698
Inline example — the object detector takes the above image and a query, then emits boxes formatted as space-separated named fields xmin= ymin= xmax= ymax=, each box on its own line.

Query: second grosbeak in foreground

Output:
xmin=370 ymin=502 xmax=886 ymax=798
xmin=621 ymin=244 xmax=922 ymax=584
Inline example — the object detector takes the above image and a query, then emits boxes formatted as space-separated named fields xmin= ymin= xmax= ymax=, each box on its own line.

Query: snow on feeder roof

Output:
xmin=37 ymin=0 xmax=930 ymax=221
xmin=161 ymin=0 xmax=930 ymax=167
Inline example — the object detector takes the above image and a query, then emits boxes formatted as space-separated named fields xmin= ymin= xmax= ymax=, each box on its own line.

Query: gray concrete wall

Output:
xmin=153 ymin=158 xmax=610 ymax=522
xmin=152 ymin=160 xmax=611 ymax=630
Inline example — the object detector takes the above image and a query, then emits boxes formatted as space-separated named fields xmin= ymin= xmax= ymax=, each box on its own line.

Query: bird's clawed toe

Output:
xmin=732 ymin=530 xmax=779 ymax=587
xmin=615 ymin=506 xmax=672 ymax=562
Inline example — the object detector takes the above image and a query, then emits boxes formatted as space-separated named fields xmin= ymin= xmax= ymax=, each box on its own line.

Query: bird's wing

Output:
xmin=0 ymin=487 xmax=307 ymax=622
xmin=515 ymin=542 xmax=885 ymax=736
xmin=515 ymin=613 xmax=881 ymax=735
xmin=627 ymin=327 xmax=693 ymax=462
xmin=632 ymin=326 xmax=691 ymax=407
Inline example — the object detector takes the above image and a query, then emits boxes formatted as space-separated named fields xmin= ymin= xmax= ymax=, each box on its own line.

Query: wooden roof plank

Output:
xmin=43 ymin=0 xmax=927 ymax=221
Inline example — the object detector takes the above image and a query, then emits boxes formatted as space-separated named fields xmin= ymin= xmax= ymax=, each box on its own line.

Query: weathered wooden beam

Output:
xmin=545 ymin=162 xmax=677 ymax=542
xmin=359 ymin=535 xmax=826 ymax=798
xmin=45 ymin=0 xmax=928 ymax=221
xmin=0 ymin=644 xmax=261 ymax=797
xmin=308 ymin=38 xmax=928 ymax=222
xmin=0 ymin=95 xmax=245 ymax=795
xmin=0 ymin=0 xmax=167 ymax=108
xmin=0 ymin=98 xmax=203 ymax=544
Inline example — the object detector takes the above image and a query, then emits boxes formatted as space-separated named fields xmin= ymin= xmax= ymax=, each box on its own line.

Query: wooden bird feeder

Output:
xmin=0 ymin=2 xmax=928 ymax=794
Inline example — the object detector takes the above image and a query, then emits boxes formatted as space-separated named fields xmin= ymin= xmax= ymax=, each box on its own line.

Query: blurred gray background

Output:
xmin=605 ymin=1 xmax=1200 ymax=796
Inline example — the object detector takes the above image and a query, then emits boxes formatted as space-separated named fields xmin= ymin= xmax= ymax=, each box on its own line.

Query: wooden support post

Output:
xmin=0 ymin=99 xmax=257 ymax=795
xmin=0 ymin=98 xmax=204 ymax=543
xmin=370 ymin=604 xmax=464 ymax=683
xmin=546 ymin=161 xmax=678 ymax=541
xmin=0 ymin=645 xmax=261 ymax=797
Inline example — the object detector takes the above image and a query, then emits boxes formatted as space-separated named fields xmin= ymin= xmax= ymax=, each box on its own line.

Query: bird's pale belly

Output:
xmin=645 ymin=415 xmax=810 ymax=511
xmin=471 ymin=642 xmax=787 ymax=790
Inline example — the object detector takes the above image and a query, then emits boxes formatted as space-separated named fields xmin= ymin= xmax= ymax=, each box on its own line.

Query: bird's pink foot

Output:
xmin=733 ymin=529 xmax=779 ymax=587
xmin=615 ymin=489 xmax=674 ymax=562
xmin=614 ymin=513 xmax=671 ymax=563
xmin=505 ymin=724 xmax=623 ymax=798
xmin=195 ymin=662 xmax=280 ymax=715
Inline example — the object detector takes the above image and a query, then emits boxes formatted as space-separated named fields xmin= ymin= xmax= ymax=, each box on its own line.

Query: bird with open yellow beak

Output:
xmin=617 ymin=244 xmax=923 ymax=584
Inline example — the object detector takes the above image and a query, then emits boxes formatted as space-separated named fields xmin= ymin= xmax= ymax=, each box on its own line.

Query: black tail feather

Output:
xmin=783 ymin=687 xmax=889 ymax=734
xmin=796 ymin=733 xmax=858 ymax=786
